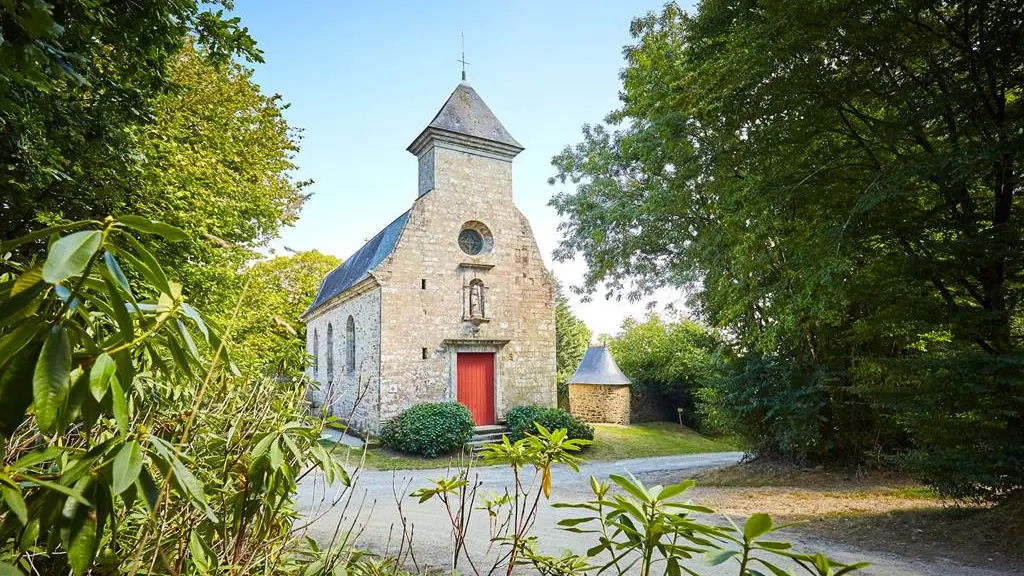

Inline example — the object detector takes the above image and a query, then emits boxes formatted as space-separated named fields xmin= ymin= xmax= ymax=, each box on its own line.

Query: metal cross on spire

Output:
xmin=458 ymin=31 xmax=470 ymax=82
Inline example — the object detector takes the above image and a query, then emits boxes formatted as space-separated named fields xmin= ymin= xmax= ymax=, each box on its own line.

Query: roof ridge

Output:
xmin=303 ymin=210 xmax=410 ymax=316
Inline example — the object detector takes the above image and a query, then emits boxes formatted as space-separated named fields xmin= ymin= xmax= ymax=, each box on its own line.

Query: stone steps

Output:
xmin=466 ymin=424 xmax=510 ymax=451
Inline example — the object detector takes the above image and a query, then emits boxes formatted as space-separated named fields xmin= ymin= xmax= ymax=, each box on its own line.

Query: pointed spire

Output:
xmin=567 ymin=346 xmax=632 ymax=386
xmin=407 ymin=82 xmax=523 ymax=159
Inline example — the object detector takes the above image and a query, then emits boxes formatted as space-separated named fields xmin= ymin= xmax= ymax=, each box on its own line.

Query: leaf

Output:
xmin=149 ymin=437 xmax=216 ymax=522
xmin=179 ymin=303 xmax=209 ymax=340
xmin=0 ymin=561 xmax=23 ymax=576
xmin=0 ymin=221 xmax=91 ymax=254
xmin=755 ymin=541 xmax=793 ymax=551
xmin=752 ymin=558 xmax=793 ymax=576
xmin=62 ymin=481 xmax=99 ymax=576
xmin=101 ymin=274 xmax=134 ymax=344
xmin=10 ymin=447 xmax=62 ymax=470
xmin=175 ymin=319 xmax=199 ymax=358
xmin=667 ymin=557 xmax=681 ymax=576
xmin=24 ymin=477 xmax=91 ymax=506
xmin=269 ymin=439 xmax=283 ymax=470
xmin=189 ymin=530 xmax=210 ymax=568
xmin=108 ymin=373 xmax=130 ymax=435
xmin=557 ymin=517 xmax=594 ymax=527
xmin=705 ymin=549 xmax=739 ymax=566
xmin=103 ymin=251 xmax=133 ymax=297
xmin=135 ymin=468 xmax=159 ymax=511
xmin=542 ymin=465 xmax=551 ymax=498
xmin=112 ymin=441 xmax=143 ymax=495
xmin=119 ymin=233 xmax=171 ymax=295
xmin=610 ymin=474 xmax=650 ymax=503
xmin=744 ymin=513 xmax=774 ymax=542
xmin=0 ymin=342 xmax=41 ymax=437
xmin=834 ymin=562 xmax=872 ymax=575
xmin=32 ymin=325 xmax=71 ymax=434
xmin=88 ymin=353 xmax=116 ymax=402
xmin=117 ymin=215 xmax=187 ymax=242
xmin=42 ymin=230 xmax=102 ymax=285
xmin=0 ymin=280 xmax=45 ymax=327
xmin=1 ymin=485 xmax=27 ymax=525
xmin=658 ymin=479 xmax=695 ymax=501
xmin=0 ymin=321 xmax=43 ymax=372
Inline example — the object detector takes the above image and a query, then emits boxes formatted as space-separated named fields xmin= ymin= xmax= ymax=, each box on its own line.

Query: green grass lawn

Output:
xmin=322 ymin=440 xmax=476 ymax=471
xmin=323 ymin=422 xmax=741 ymax=470
xmin=585 ymin=421 xmax=743 ymax=461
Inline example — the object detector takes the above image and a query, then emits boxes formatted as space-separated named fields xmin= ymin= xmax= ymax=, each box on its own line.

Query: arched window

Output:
xmin=346 ymin=316 xmax=356 ymax=373
xmin=326 ymin=323 xmax=334 ymax=382
xmin=313 ymin=329 xmax=319 ymax=377
xmin=468 ymin=279 xmax=485 ymax=318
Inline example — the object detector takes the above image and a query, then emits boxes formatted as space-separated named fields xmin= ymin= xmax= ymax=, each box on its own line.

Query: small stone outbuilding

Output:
xmin=567 ymin=346 xmax=632 ymax=425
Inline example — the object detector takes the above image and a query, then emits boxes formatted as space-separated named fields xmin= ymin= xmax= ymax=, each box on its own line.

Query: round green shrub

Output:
xmin=506 ymin=405 xmax=594 ymax=442
xmin=379 ymin=402 xmax=475 ymax=457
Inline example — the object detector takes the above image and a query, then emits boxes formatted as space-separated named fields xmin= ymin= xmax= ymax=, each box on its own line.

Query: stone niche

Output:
xmin=566 ymin=345 xmax=632 ymax=425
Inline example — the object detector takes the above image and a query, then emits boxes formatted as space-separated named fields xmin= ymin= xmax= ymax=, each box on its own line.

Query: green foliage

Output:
xmin=379 ymin=402 xmax=475 ymax=457
xmin=549 ymin=0 xmax=1024 ymax=501
xmin=506 ymin=405 xmax=594 ymax=443
xmin=714 ymin=355 xmax=831 ymax=463
xmin=1 ymin=1 xmax=264 ymax=242
xmin=2 ymin=11 xmax=305 ymax=315
xmin=0 ymin=219 xmax=349 ymax=574
xmin=137 ymin=45 xmax=307 ymax=312
xmin=608 ymin=315 xmax=723 ymax=427
xmin=415 ymin=425 xmax=863 ymax=576
xmin=555 ymin=285 xmax=591 ymax=406
xmin=229 ymin=251 xmax=341 ymax=377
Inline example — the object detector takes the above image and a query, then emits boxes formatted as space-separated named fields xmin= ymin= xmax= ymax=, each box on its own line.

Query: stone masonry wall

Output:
xmin=568 ymin=384 xmax=631 ymax=425
xmin=374 ymin=145 xmax=556 ymax=424
xmin=304 ymin=287 xmax=381 ymax=434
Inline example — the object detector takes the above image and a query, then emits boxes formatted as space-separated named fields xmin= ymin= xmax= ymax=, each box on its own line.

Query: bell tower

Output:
xmin=407 ymin=82 xmax=523 ymax=197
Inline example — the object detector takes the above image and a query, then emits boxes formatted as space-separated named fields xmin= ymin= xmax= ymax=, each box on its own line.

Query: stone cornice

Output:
xmin=407 ymin=128 xmax=523 ymax=162
xmin=441 ymin=338 xmax=510 ymax=347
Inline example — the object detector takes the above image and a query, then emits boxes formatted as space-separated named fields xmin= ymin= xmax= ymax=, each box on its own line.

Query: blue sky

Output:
xmin=234 ymin=1 xmax=689 ymax=335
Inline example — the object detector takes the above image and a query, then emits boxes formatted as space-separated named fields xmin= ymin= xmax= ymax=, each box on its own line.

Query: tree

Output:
xmin=555 ymin=285 xmax=592 ymax=407
xmin=550 ymin=1 xmax=1023 ymax=500
xmin=131 ymin=45 xmax=307 ymax=310
xmin=1 ymin=3 xmax=302 ymax=312
xmin=1 ymin=0 xmax=261 ymax=240
xmin=228 ymin=250 xmax=341 ymax=376
xmin=608 ymin=315 xmax=721 ymax=426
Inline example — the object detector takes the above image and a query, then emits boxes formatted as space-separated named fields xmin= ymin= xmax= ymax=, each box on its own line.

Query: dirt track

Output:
xmin=296 ymin=453 xmax=1014 ymax=576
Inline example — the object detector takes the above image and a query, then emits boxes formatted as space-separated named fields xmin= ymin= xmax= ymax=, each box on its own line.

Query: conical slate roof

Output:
xmin=567 ymin=346 xmax=632 ymax=386
xmin=408 ymin=82 xmax=522 ymax=152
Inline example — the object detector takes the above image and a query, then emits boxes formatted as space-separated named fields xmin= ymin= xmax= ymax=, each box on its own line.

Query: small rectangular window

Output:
xmin=421 ymin=279 xmax=427 ymax=289
xmin=422 ymin=348 xmax=428 ymax=360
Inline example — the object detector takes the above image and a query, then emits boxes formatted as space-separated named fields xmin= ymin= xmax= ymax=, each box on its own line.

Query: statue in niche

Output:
xmin=468 ymin=279 xmax=485 ymax=318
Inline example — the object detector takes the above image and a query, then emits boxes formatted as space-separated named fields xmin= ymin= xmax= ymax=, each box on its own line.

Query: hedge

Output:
xmin=379 ymin=402 xmax=475 ymax=457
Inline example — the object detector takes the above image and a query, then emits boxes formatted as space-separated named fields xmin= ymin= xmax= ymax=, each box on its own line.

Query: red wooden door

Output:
xmin=457 ymin=353 xmax=495 ymax=425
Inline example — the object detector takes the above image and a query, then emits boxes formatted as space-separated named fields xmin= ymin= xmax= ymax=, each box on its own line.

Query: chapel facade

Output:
xmin=301 ymin=81 xmax=556 ymax=434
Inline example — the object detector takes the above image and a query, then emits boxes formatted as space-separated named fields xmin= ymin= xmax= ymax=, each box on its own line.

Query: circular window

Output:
xmin=457 ymin=221 xmax=493 ymax=255
xmin=458 ymin=229 xmax=483 ymax=255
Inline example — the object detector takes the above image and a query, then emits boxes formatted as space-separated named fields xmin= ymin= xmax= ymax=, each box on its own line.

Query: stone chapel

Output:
xmin=301 ymin=81 xmax=556 ymax=434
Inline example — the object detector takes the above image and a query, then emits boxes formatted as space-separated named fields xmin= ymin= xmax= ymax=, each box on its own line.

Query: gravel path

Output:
xmin=295 ymin=452 xmax=1011 ymax=576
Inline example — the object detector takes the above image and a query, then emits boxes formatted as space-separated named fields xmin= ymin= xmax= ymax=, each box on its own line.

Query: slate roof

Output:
xmin=412 ymin=82 xmax=522 ymax=150
xmin=303 ymin=211 xmax=410 ymax=316
xmin=567 ymin=346 xmax=632 ymax=386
